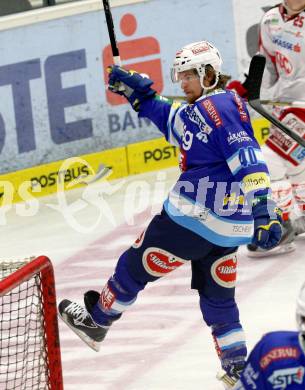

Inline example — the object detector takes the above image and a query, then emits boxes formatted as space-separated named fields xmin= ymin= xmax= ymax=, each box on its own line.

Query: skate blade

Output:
xmin=246 ymin=242 xmax=296 ymax=258
xmin=216 ymin=369 xmax=237 ymax=389
xmin=58 ymin=312 xmax=102 ymax=352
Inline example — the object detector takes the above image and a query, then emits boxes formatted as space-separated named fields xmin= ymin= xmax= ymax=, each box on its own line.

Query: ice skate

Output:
xmin=58 ymin=291 xmax=109 ymax=352
xmin=247 ymin=219 xmax=296 ymax=258
xmin=217 ymin=369 xmax=238 ymax=389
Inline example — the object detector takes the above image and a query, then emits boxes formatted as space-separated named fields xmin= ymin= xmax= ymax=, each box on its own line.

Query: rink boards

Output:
xmin=0 ymin=117 xmax=269 ymax=206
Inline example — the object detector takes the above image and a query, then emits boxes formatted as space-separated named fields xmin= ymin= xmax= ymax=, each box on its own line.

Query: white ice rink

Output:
xmin=2 ymin=167 xmax=305 ymax=390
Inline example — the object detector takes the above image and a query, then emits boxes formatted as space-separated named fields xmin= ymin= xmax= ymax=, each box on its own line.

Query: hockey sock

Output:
xmin=91 ymin=276 xmax=137 ymax=326
xmin=91 ymin=253 xmax=147 ymax=326
xmin=212 ymin=322 xmax=247 ymax=373
xmin=199 ymin=294 xmax=246 ymax=372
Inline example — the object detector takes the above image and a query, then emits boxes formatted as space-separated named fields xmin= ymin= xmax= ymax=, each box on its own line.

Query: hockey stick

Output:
xmin=75 ymin=164 xmax=113 ymax=185
xmin=260 ymin=99 xmax=305 ymax=107
xmin=163 ymin=95 xmax=305 ymax=108
xmin=102 ymin=0 xmax=121 ymax=66
xmin=247 ymin=54 xmax=305 ymax=148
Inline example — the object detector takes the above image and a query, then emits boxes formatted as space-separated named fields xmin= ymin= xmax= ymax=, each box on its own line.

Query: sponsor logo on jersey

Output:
xmin=201 ymin=99 xmax=223 ymax=128
xmin=186 ymin=105 xmax=213 ymax=134
xmin=275 ymin=51 xmax=293 ymax=74
xmin=233 ymin=93 xmax=248 ymax=122
xmin=260 ymin=347 xmax=300 ymax=369
xmin=266 ymin=17 xmax=280 ymax=25
xmin=223 ymin=193 xmax=245 ymax=206
xmin=268 ymin=366 xmax=304 ymax=388
xmin=227 ymin=130 xmax=251 ymax=145
xmin=193 ymin=205 xmax=210 ymax=221
xmin=272 ymin=36 xmax=294 ymax=50
xmin=142 ymin=247 xmax=187 ymax=277
xmin=242 ymin=172 xmax=270 ymax=193
xmin=132 ymin=229 xmax=146 ymax=248
xmin=232 ymin=224 xmax=252 ymax=234
xmin=272 ymin=37 xmax=301 ymax=52
xmin=242 ymin=363 xmax=260 ymax=389
xmin=100 ymin=283 xmax=116 ymax=310
xmin=210 ymin=253 xmax=237 ymax=288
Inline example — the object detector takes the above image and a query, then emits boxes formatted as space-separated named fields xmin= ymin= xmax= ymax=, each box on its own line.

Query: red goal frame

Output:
xmin=0 ymin=255 xmax=63 ymax=390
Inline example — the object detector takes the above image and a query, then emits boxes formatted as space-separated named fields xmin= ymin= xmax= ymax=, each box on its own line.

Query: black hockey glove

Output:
xmin=252 ymin=197 xmax=283 ymax=250
xmin=108 ymin=65 xmax=156 ymax=111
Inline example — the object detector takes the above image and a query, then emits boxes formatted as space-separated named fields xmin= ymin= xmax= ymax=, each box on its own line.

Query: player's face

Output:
xmin=178 ymin=70 xmax=202 ymax=103
xmin=284 ymin=0 xmax=305 ymax=12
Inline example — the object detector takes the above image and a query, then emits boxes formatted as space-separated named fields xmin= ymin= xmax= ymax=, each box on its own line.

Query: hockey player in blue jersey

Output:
xmin=233 ymin=282 xmax=305 ymax=389
xmin=58 ymin=41 xmax=282 ymax=385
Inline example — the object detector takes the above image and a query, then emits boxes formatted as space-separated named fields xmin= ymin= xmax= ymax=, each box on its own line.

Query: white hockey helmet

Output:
xmin=296 ymin=282 xmax=305 ymax=351
xmin=171 ymin=41 xmax=223 ymax=90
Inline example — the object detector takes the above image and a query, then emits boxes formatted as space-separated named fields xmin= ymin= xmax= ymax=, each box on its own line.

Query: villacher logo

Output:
xmin=211 ymin=253 xmax=237 ymax=288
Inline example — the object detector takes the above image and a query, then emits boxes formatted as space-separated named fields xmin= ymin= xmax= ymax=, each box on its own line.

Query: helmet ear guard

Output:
xmin=171 ymin=41 xmax=223 ymax=90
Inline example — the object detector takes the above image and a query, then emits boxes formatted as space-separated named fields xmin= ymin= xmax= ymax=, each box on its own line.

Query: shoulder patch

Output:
xmin=260 ymin=346 xmax=300 ymax=370
xmin=233 ymin=92 xmax=249 ymax=122
xmin=201 ymin=98 xmax=223 ymax=128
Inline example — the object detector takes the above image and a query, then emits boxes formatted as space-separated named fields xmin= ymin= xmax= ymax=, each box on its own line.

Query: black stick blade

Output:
xmin=247 ymin=54 xmax=266 ymax=101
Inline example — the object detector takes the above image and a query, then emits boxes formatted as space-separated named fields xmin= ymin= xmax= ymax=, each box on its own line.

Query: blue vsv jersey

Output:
xmin=235 ymin=331 xmax=305 ymax=389
xmin=139 ymin=89 xmax=270 ymax=247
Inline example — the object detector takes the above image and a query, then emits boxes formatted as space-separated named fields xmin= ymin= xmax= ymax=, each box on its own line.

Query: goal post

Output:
xmin=0 ymin=255 xmax=63 ymax=390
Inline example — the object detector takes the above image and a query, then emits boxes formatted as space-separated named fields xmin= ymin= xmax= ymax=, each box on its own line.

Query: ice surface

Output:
xmin=2 ymin=167 xmax=305 ymax=390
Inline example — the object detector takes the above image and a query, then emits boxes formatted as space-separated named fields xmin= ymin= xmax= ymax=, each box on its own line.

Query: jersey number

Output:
xmin=239 ymin=147 xmax=258 ymax=167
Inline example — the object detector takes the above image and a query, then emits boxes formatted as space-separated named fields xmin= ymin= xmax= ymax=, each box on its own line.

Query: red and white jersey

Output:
xmin=259 ymin=4 xmax=305 ymax=101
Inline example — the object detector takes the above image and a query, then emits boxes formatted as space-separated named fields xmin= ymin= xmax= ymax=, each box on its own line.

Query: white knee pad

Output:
xmin=288 ymin=161 xmax=305 ymax=217
xmin=270 ymin=180 xmax=293 ymax=221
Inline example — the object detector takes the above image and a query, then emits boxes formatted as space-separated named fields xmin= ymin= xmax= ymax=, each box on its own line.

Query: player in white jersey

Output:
xmin=227 ymin=0 xmax=305 ymax=257
xmin=260 ymin=0 xmax=305 ymax=102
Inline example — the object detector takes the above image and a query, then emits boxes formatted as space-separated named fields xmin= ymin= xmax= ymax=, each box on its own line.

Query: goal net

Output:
xmin=0 ymin=256 xmax=63 ymax=390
